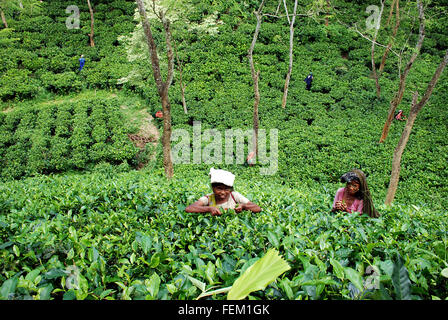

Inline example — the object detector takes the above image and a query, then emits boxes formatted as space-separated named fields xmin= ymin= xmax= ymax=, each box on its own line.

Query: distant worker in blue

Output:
xmin=78 ymin=55 xmax=86 ymax=72
xmin=304 ymin=72 xmax=313 ymax=90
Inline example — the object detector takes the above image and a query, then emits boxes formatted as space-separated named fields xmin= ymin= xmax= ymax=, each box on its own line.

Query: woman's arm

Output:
xmin=185 ymin=200 xmax=221 ymax=216
xmin=235 ymin=201 xmax=262 ymax=213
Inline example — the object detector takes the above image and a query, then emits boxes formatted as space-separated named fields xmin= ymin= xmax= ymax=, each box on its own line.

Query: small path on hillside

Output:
xmin=121 ymin=105 xmax=160 ymax=169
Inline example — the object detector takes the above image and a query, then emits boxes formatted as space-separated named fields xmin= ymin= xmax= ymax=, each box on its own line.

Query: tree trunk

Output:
xmin=1 ymin=9 xmax=8 ymax=28
xmin=87 ymin=0 xmax=95 ymax=47
xmin=281 ymin=0 xmax=298 ymax=109
xmin=173 ymin=41 xmax=188 ymax=114
xmin=379 ymin=0 xmax=399 ymax=73
xmin=384 ymin=91 xmax=418 ymax=205
xmin=248 ymin=0 xmax=265 ymax=156
xmin=379 ymin=0 xmax=425 ymax=143
xmin=371 ymin=0 xmax=384 ymax=98
xmin=161 ymin=88 xmax=174 ymax=178
xmin=385 ymin=49 xmax=448 ymax=205
xmin=135 ymin=0 xmax=174 ymax=178
xmin=325 ymin=0 xmax=330 ymax=26
xmin=385 ymin=0 xmax=396 ymax=27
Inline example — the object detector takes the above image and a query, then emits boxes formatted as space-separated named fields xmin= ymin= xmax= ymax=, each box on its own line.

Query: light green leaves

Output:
xmin=227 ymin=248 xmax=290 ymax=300
xmin=146 ymin=273 xmax=161 ymax=298
xmin=442 ymin=268 xmax=448 ymax=278
xmin=0 ymin=277 xmax=18 ymax=300
xmin=344 ymin=267 xmax=364 ymax=292
xmin=330 ymin=258 xmax=345 ymax=281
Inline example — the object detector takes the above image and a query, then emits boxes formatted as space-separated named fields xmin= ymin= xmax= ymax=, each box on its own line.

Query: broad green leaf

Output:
xmin=99 ymin=289 xmax=115 ymax=299
xmin=187 ymin=276 xmax=206 ymax=292
xmin=227 ymin=248 xmax=290 ymax=300
xmin=43 ymin=268 xmax=66 ymax=280
xmin=344 ymin=267 xmax=364 ymax=292
xmin=441 ymin=268 xmax=448 ymax=278
xmin=147 ymin=273 xmax=160 ymax=298
xmin=280 ymin=279 xmax=294 ymax=299
xmin=379 ymin=260 xmax=394 ymax=277
xmin=25 ymin=269 xmax=41 ymax=283
xmin=196 ymin=286 xmax=231 ymax=300
xmin=149 ymin=254 xmax=160 ymax=268
xmin=392 ymin=254 xmax=412 ymax=300
xmin=63 ymin=289 xmax=76 ymax=300
xmin=205 ymin=262 xmax=216 ymax=285
xmin=0 ymin=277 xmax=18 ymax=300
xmin=166 ymin=283 xmax=177 ymax=294
xmin=330 ymin=258 xmax=344 ymax=281
xmin=267 ymin=231 xmax=280 ymax=248
xmin=13 ymin=245 xmax=20 ymax=257
xmin=38 ymin=284 xmax=53 ymax=300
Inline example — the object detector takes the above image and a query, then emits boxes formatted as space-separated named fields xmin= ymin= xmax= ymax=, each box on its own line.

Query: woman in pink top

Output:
xmin=332 ymin=169 xmax=379 ymax=218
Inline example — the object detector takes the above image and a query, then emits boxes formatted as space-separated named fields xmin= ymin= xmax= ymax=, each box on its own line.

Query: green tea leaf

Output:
xmin=0 ymin=277 xmax=18 ymax=300
xmin=187 ymin=276 xmax=206 ymax=292
xmin=147 ymin=273 xmax=161 ymax=298
xmin=227 ymin=248 xmax=290 ymax=300
xmin=344 ymin=267 xmax=364 ymax=292
xmin=330 ymin=258 xmax=344 ymax=281
xmin=441 ymin=268 xmax=448 ymax=278
xmin=267 ymin=231 xmax=280 ymax=248
xmin=392 ymin=254 xmax=412 ymax=300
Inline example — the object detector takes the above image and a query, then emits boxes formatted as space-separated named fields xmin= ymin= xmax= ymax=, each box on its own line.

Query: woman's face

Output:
xmin=212 ymin=184 xmax=232 ymax=201
xmin=346 ymin=180 xmax=360 ymax=196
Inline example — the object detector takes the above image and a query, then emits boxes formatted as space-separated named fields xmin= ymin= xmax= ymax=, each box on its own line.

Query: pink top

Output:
xmin=333 ymin=187 xmax=363 ymax=214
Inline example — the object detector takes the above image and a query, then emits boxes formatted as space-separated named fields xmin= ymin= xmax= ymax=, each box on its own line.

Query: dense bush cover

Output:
xmin=0 ymin=170 xmax=446 ymax=300
xmin=0 ymin=0 xmax=136 ymax=101
xmin=0 ymin=97 xmax=138 ymax=180
xmin=0 ymin=0 xmax=447 ymax=300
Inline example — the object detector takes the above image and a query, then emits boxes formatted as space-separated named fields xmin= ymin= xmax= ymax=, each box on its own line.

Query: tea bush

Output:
xmin=0 ymin=170 xmax=446 ymax=300
xmin=0 ymin=97 xmax=138 ymax=180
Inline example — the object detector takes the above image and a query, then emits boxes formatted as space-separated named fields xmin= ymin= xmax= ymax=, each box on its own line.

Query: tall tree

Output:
xmin=281 ymin=0 xmax=298 ymax=109
xmin=379 ymin=0 xmax=399 ymax=72
xmin=325 ymin=0 xmax=331 ymax=26
xmin=248 ymin=0 xmax=265 ymax=157
xmin=370 ymin=0 xmax=384 ymax=98
xmin=86 ymin=0 xmax=95 ymax=47
xmin=135 ymin=0 xmax=174 ymax=178
xmin=0 ymin=7 xmax=7 ymax=28
xmin=385 ymin=49 xmax=448 ymax=205
xmin=379 ymin=0 xmax=425 ymax=143
xmin=0 ymin=0 xmax=42 ymax=28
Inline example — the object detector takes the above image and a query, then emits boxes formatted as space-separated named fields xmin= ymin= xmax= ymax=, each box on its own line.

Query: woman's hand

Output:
xmin=235 ymin=204 xmax=244 ymax=213
xmin=335 ymin=200 xmax=347 ymax=212
xmin=209 ymin=207 xmax=222 ymax=216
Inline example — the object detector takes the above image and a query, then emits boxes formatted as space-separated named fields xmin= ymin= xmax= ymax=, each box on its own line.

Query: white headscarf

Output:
xmin=209 ymin=168 xmax=235 ymax=187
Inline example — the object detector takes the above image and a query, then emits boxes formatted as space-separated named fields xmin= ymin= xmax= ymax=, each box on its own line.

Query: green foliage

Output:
xmin=0 ymin=171 xmax=446 ymax=300
xmin=0 ymin=0 xmax=447 ymax=301
xmin=0 ymin=96 xmax=138 ymax=180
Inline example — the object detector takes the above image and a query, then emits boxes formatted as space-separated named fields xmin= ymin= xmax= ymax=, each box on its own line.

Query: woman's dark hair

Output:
xmin=340 ymin=172 xmax=362 ymax=200
xmin=340 ymin=172 xmax=360 ymax=184
xmin=342 ymin=169 xmax=380 ymax=218
xmin=211 ymin=182 xmax=233 ymax=190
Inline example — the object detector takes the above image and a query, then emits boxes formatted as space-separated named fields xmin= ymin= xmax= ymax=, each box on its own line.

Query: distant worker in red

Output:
xmin=395 ymin=110 xmax=407 ymax=121
xmin=245 ymin=151 xmax=256 ymax=167
xmin=152 ymin=110 xmax=163 ymax=119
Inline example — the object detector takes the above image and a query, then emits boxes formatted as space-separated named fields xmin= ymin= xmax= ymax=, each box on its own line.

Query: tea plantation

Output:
xmin=0 ymin=0 xmax=447 ymax=300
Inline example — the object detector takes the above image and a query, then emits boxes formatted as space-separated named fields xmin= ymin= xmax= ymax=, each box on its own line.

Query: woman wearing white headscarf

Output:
xmin=185 ymin=168 xmax=262 ymax=216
